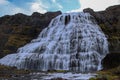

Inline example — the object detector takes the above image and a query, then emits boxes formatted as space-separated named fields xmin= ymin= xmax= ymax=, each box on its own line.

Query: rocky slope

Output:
xmin=83 ymin=5 xmax=120 ymax=69
xmin=83 ymin=5 xmax=120 ymax=53
xmin=0 ymin=11 xmax=61 ymax=58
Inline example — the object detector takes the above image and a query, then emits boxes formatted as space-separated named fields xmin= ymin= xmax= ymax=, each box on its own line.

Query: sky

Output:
xmin=0 ymin=0 xmax=120 ymax=16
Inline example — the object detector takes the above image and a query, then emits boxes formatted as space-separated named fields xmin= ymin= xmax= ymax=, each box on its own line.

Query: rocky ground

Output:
xmin=0 ymin=65 xmax=31 ymax=80
xmin=0 ymin=65 xmax=96 ymax=80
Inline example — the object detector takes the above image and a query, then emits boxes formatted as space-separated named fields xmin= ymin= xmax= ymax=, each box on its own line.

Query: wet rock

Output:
xmin=51 ymin=77 xmax=67 ymax=80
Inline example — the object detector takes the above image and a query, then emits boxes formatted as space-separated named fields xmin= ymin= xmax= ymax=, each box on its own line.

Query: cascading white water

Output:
xmin=0 ymin=12 xmax=109 ymax=73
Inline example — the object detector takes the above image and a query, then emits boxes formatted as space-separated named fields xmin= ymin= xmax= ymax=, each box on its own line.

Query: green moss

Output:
xmin=14 ymin=69 xmax=30 ymax=74
xmin=0 ymin=65 xmax=14 ymax=70
xmin=90 ymin=75 xmax=119 ymax=80
xmin=0 ymin=26 xmax=37 ymax=57
xmin=89 ymin=78 xmax=97 ymax=80
xmin=90 ymin=66 xmax=120 ymax=80
xmin=3 ymin=50 xmax=11 ymax=54
xmin=99 ymin=24 xmax=106 ymax=30
xmin=0 ymin=65 xmax=31 ymax=79
xmin=99 ymin=23 xmax=120 ymax=38
xmin=2 ymin=34 xmax=32 ymax=55
xmin=12 ymin=26 xmax=32 ymax=34
xmin=6 ymin=34 xmax=29 ymax=47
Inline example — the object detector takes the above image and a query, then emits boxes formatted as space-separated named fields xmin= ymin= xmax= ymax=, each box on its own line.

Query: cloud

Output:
xmin=0 ymin=0 xmax=8 ymax=5
xmin=0 ymin=0 xmax=30 ymax=16
xmin=67 ymin=8 xmax=81 ymax=13
xmin=30 ymin=2 xmax=47 ymax=13
xmin=29 ymin=0 xmax=63 ymax=14
xmin=56 ymin=3 xmax=63 ymax=9
xmin=52 ymin=0 xmax=63 ymax=9
xmin=0 ymin=0 xmax=52 ymax=16
xmin=69 ymin=0 xmax=120 ymax=12
xmin=52 ymin=0 xmax=56 ymax=3
xmin=0 ymin=0 xmax=79 ymax=16
xmin=80 ymin=0 xmax=120 ymax=11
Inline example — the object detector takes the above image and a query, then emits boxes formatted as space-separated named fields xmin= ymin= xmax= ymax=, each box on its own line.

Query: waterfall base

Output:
xmin=41 ymin=72 xmax=96 ymax=80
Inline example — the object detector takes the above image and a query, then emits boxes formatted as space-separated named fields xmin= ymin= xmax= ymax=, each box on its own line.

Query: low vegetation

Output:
xmin=90 ymin=66 xmax=120 ymax=80
xmin=0 ymin=65 xmax=31 ymax=79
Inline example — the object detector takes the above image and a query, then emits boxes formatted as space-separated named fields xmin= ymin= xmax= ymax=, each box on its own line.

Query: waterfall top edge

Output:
xmin=56 ymin=12 xmax=91 ymax=18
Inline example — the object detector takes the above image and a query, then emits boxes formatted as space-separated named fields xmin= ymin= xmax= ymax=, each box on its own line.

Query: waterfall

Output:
xmin=0 ymin=12 xmax=109 ymax=73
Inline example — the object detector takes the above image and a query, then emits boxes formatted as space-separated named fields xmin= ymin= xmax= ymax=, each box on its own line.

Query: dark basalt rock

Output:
xmin=64 ymin=15 xmax=71 ymax=25
xmin=102 ymin=53 xmax=120 ymax=69
xmin=51 ymin=77 xmax=67 ymax=80
xmin=0 ymin=11 xmax=61 ymax=58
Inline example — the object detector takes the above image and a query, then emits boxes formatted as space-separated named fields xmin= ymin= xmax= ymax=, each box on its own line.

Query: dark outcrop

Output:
xmin=102 ymin=53 xmax=120 ymax=69
xmin=84 ymin=5 xmax=120 ymax=69
xmin=0 ymin=11 xmax=61 ymax=58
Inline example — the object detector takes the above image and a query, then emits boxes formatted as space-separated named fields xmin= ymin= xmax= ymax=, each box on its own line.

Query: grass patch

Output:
xmin=0 ymin=65 xmax=31 ymax=79
xmin=90 ymin=66 xmax=120 ymax=80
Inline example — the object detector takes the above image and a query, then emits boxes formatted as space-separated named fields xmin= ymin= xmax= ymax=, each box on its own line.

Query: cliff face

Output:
xmin=83 ymin=5 xmax=120 ymax=69
xmin=0 ymin=11 xmax=61 ymax=58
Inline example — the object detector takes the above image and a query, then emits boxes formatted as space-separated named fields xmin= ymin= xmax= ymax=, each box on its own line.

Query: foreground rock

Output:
xmin=0 ymin=65 xmax=96 ymax=80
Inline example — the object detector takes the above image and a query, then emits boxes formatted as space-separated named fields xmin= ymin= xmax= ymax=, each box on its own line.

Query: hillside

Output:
xmin=83 ymin=5 xmax=120 ymax=69
xmin=0 ymin=11 xmax=61 ymax=58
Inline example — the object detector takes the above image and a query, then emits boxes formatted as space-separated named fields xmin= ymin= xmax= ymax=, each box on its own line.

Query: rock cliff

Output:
xmin=83 ymin=5 xmax=120 ymax=69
